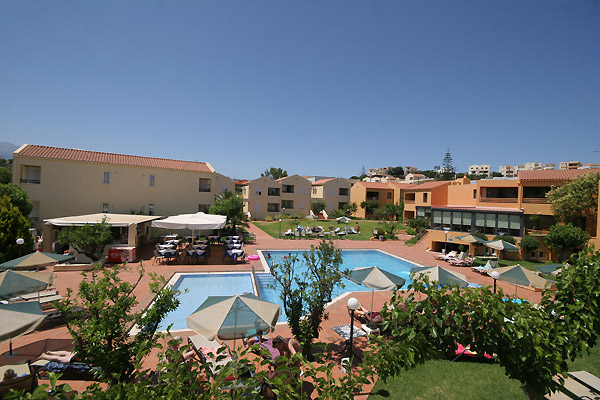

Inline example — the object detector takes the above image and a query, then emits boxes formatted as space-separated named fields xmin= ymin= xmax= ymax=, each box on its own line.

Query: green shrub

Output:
xmin=264 ymin=216 xmax=273 ymax=222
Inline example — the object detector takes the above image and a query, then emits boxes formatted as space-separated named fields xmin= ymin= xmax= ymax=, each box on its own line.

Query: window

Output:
xmin=222 ymin=186 xmax=229 ymax=193
xmin=312 ymin=188 xmax=317 ymax=195
xmin=102 ymin=203 xmax=109 ymax=213
xmin=268 ymin=187 xmax=280 ymax=196
xmin=530 ymin=251 xmax=537 ymax=259
xmin=198 ymin=204 xmax=210 ymax=213
xmin=103 ymin=172 xmax=110 ymax=184
xmin=473 ymin=189 xmax=477 ymax=199
xmin=387 ymin=192 xmax=392 ymax=199
xmin=338 ymin=202 xmax=348 ymax=210
xmin=538 ymin=251 xmax=545 ymax=259
xmin=199 ymin=178 xmax=211 ymax=192
xmin=366 ymin=191 xmax=379 ymax=201
xmin=282 ymin=185 xmax=294 ymax=193
xmin=423 ymin=193 xmax=428 ymax=203
xmin=149 ymin=175 xmax=155 ymax=187
xmin=267 ymin=203 xmax=280 ymax=212
xmin=339 ymin=188 xmax=349 ymax=196
xmin=20 ymin=165 xmax=41 ymax=184
xmin=148 ymin=204 xmax=155 ymax=215
xmin=281 ymin=200 xmax=294 ymax=209
xmin=255 ymin=187 xmax=262 ymax=196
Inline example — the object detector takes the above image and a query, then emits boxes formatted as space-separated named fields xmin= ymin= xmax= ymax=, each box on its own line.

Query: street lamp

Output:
xmin=443 ymin=227 xmax=451 ymax=255
xmin=278 ymin=219 xmax=282 ymax=239
xmin=490 ymin=270 xmax=499 ymax=294
xmin=347 ymin=297 xmax=360 ymax=358
xmin=16 ymin=237 xmax=24 ymax=257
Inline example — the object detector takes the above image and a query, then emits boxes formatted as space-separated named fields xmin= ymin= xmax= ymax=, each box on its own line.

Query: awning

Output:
xmin=152 ymin=212 xmax=227 ymax=230
xmin=45 ymin=213 xmax=162 ymax=227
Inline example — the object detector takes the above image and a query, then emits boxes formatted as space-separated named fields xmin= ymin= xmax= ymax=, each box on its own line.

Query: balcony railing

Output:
xmin=480 ymin=197 xmax=518 ymax=203
xmin=20 ymin=179 xmax=40 ymax=184
xmin=404 ymin=199 xmax=415 ymax=204
xmin=522 ymin=198 xmax=550 ymax=204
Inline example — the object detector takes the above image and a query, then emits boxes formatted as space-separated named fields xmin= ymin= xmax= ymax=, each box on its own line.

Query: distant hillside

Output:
xmin=0 ymin=142 xmax=18 ymax=160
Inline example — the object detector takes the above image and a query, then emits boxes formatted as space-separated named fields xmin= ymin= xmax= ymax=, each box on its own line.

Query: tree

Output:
xmin=209 ymin=191 xmax=246 ymax=231
xmin=261 ymin=167 xmax=288 ymax=180
xmin=388 ymin=166 xmax=404 ymax=178
xmin=269 ymin=241 xmax=346 ymax=356
xmin=520 ymin=235 xmax=540 ymax=260
xmin=0 ymin=195 xmax=33 ymax=263
xmin=56 ymin=264 xmax=180 ymax=383
xmin=440 ymin=149 xmax=455 ymax=180
xmin=545 ymin=223 xmax=590 ymax=261
xmin=345 ymin=202 xmax=358 ymax=217
xmin=493 ymin=235 xmax=515 ymax=244
xmin=0 ymin=183 xmax=33 ymax=216
xmin=359 ymin=201 xmax=378 ymax=216
xmin=57 ymin=218 xmax=113 ymax=261
xmin=0 ymin=167 xmax=11 ymax=184
xmin=310 ymin=200 xmax=326 ymax=214
xmin=547 ymin=172 xmax=599 ymax=236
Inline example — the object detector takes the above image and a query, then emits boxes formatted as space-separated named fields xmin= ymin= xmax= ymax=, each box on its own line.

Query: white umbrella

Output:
xmin=152 ymin=212 xmax=227 ymax=240
xmin=347 ymin=266 xmax=406 ymax=318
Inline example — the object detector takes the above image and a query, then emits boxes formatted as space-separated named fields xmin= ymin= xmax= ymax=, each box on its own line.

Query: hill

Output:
xmin=0 ymin=142 xmax=18 ymax=160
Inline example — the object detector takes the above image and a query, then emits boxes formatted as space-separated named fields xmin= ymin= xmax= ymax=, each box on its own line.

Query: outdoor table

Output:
xmin=226 ymin=249 xmax=244 ymax=256
xmin=158 ymin=244 xmax=174 ymax=250
xmin=208 ymin=236 xmax=219 ymax=244
xmin=227 ymin=244 xmax=242 ymax=249
xmin=193 ymin=244 xmax=208 ymax=250
xmin=194 ymin=240 xmax=208 ymax=245
xmin=164 ymin=234 xmax=178 ymax=240
xmin=332 ymin=324 xmax=367 ymax=341
xmin=227 ymin=236 xmax=240 ymax=240
xmin=165 ymin=240 xmax=180 ymax=246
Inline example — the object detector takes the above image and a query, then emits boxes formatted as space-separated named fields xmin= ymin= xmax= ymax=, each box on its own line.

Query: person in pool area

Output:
xmin=3 ymin=369 xmax=17 ymax=382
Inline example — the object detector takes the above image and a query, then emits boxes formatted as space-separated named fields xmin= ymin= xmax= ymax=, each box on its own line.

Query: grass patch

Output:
xmin=252 ymin=219 xmax=407 ymax=241
xmin=369 ymin=359 xmax=527 ymax=399
xmin=569 ymin=339 xmax=600 ymax=377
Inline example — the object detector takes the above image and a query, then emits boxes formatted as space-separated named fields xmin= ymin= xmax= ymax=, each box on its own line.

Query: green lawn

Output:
xmin=368 ymin=359 xmax=527 ymax=400
xmin=369 ymin=343 xmax=600 ymax=399
xmin=252 ymin=219 xmax=407 ymax=241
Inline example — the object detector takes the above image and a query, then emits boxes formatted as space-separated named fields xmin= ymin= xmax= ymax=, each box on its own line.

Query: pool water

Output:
xmin=258 ymin=249 xmax=419 ymax=321
xmin=157 ymin=250 xmax=421 ymax=329
xmin=158 ymin=273 xmax=254 ymax=331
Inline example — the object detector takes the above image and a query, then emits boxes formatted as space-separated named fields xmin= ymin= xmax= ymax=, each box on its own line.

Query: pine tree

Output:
xmin=441 ymin=149 xmax=455 ymax=180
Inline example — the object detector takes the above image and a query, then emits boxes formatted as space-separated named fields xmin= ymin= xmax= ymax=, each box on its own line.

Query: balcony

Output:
xmin=20 ymin=178 xmax=40 ymax=184
xmin=480 ymin=197 xmax=518 ymax=203
xmin=404 ymin=199 xmax=415 ymax=204
xmin=522 ymin=198 xmax=550 ymax=204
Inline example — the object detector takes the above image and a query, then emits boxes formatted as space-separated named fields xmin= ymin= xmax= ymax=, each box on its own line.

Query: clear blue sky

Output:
xmin=1 ymin=1 xmax=599 ymax=179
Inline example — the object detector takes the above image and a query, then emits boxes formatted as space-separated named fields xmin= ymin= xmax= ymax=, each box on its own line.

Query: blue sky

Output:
xmin=1 ymin=1 xmax=599 ymax=179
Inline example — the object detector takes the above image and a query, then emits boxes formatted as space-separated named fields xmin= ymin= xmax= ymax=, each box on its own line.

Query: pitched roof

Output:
xmin=15 ymin=144 xmax=214 ymax=173
xmin=312 ymin=177 xmax=335 ymax=185
xmin=518 ymin=169 xmax=596 ymax=181
xmin=386 ymin=182 xmax=413 ymax=189
xmin=404 ymin=181 xmax=451 ymax=191
xmin=357 ymin=182 xmax=395 ymax=189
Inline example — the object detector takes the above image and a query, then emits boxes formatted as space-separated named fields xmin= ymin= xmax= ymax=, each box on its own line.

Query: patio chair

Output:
xmin=32 ymin=359 xmax=102 ymax=381
xmin=0 ymin=361 xmax=37 ymax=398
xmin=153 ymin=250 xmax=166 ymax=264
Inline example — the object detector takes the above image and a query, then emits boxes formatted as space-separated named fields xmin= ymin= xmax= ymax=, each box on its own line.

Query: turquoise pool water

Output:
xmin=257 ymin=249 xmax=419 ymax=321
xmin=158 ymin=273 xmax=254 ymax=331
xmin=157 ymin=250 xmax=421 ymax=328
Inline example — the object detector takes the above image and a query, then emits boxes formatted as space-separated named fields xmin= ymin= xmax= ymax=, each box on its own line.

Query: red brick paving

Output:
xmin=0 ymin=223 xmax=543 ymax=397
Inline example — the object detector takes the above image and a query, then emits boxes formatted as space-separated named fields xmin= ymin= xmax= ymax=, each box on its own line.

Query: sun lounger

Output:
xmin=435 ymin=251 xmax=457 ymax=261
xmin=32 ymin=359 xmax=102 ymax=381
xmin=188 ymin=334 xmax=240 ymax=377
xmin=0 ymin=362 xmax=37 ymax=398
xmin=9 ymin=290 xmax=58 ymax=302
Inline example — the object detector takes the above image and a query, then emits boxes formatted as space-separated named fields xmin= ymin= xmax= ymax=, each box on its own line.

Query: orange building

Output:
xmin=411 ymin=170 xmax=599 ymax=261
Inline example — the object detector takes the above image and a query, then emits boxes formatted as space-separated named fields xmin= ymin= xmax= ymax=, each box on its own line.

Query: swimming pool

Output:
xmin=257 ymin=249 xmax=420 ymax=321
xmin=157 ymin=250 xmax=422 ymax=329
xmin=158 ymin=273 xmax=255 ymax=331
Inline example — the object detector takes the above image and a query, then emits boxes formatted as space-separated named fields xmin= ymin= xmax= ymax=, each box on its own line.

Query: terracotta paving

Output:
xmin=0 ymin=223 xmax=543 ymax=397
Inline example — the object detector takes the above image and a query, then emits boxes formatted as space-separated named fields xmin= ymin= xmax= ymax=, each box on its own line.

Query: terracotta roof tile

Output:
xmin=518 ymin=169 xmax=596 ymax=181
xmin=16 ymin=145 xmax=214 ymax=173
xmin=356 ymin=182 xmax=395 ymax=189
xmin=404 ymin=181 xmax=451 ymax=191
xmin=312 ymin=178 xmax=336 ymax=185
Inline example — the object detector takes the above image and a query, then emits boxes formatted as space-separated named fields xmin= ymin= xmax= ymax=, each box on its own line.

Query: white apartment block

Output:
xmin=560 ymin=161 xmax=582 ymax=170
xmin=468 ymin=164 xmax=491 ymax=176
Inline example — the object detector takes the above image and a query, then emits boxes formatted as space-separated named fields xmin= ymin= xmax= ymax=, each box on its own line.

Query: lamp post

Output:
xmin=278 ymin=219 xmax=282 ymax=239
xmin=491 ymin=270 xmax=499 ymax=294
xmin=16 ymin=237 xmax=24 ymax=257
xmin=347 ymin=297 xmax=360 ymax=358
xmin=443 ymin=227 xmax=450 ymax=254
